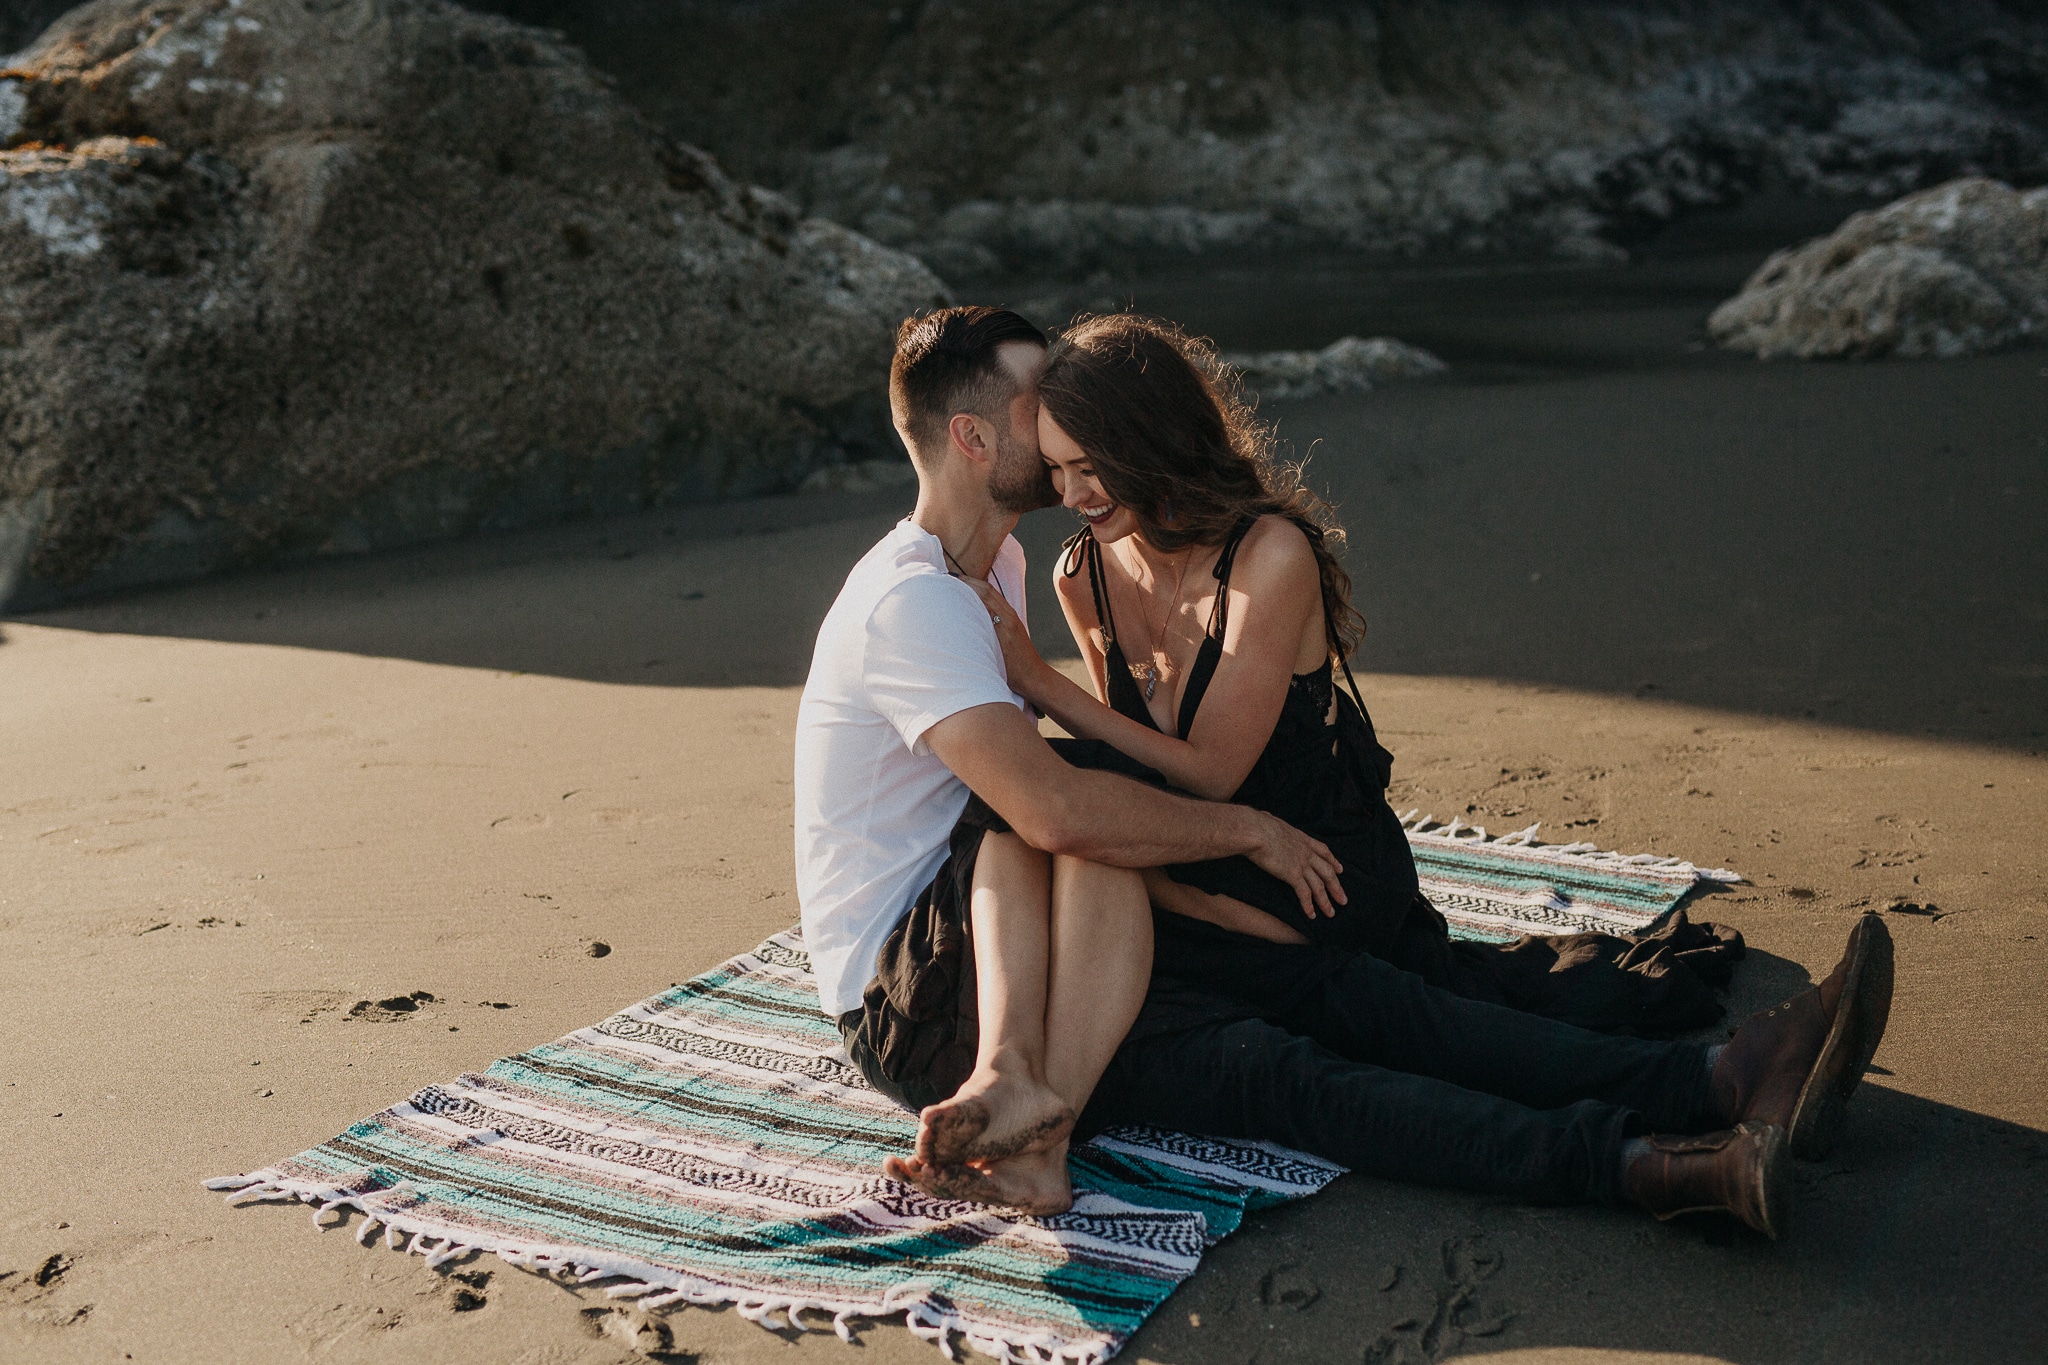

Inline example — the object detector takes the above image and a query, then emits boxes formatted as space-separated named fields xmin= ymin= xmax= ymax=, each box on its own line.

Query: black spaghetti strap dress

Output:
xmin=1057 ymin=519 xmax=1743 ymax=1036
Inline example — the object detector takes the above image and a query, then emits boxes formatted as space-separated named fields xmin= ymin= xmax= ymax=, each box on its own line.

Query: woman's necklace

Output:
xmin=1126 ymin=546 xmax=1192 ymax=703
xmin=943 ymin=543 xmax=996 ymax=594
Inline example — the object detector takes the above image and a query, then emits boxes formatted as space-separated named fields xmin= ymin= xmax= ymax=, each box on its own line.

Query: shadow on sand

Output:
xmin=15 ymin=338 xmax=2045 ymax=754
xmin=1137 ymin=1076 xmax=2048 ymax=1365
xmin=9 ymin=249 xmax=2044 ymax=750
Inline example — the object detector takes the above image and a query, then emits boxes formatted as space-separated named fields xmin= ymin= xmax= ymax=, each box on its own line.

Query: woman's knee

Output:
xmin=976 ymin=830 xmax=1050 ymax=873
xmin=1049 ymin=851 xmax=1138 ymax=883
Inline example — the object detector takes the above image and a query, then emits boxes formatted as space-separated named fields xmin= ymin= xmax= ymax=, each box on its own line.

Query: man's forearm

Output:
xmin=1040 ymin=768 xmax=1265 ymax=868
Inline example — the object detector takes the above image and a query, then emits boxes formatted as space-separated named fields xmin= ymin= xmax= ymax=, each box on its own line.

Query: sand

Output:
xmin=4 ymin=247 xmax=2046 ymax=1364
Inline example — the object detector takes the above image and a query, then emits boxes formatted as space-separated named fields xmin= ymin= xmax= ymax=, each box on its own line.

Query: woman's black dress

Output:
xmin=1059 ymin=521 xmax=1741 ymax=1037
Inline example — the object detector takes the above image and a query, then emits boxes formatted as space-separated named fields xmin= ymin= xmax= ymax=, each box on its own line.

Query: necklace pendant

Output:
xmin=1129 ymin=659 xmax=1158 ymax=701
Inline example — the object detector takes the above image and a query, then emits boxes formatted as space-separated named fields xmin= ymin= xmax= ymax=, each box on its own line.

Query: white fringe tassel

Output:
xmin=203 ymin=1170 xmax=1117 ymax=1365
xmin=1400 ymin=811 xmax=1743 ymax=883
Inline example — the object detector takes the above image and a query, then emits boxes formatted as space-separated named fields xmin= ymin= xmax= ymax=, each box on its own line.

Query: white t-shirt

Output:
xmin=794 ymin=519 xmax=1030 ymax=1019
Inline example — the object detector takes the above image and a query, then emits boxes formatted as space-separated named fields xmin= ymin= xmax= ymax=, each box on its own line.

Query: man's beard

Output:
xmin=988 ymin=428 xmax=1057 ymax=513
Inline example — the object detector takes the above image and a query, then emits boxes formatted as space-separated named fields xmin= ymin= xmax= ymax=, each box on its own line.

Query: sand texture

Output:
xmin=4 ymin=252 xmax=2046 ymax=1363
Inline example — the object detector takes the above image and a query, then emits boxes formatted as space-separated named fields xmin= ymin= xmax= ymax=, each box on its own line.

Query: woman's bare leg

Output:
xmin=887 ymin=835 xmax=1153 ymax=1213
xmin=1042 ymin=852 xmax=1154 ymax=1107
xmin=914 ymin=832 xmax=1071 ymax=1167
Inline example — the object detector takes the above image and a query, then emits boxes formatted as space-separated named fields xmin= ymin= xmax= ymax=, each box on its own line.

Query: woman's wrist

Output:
xmin=1026 ymin=659 xmax=1085 ymax=716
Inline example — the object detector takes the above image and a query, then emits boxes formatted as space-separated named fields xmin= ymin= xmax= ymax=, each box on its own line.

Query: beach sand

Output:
xmin=4 ymin=245 xmax=2045 ymax=1363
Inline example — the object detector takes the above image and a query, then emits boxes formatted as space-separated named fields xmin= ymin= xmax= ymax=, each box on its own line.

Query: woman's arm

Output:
xmin=987 ymin=517 xmax=1324 ymax=800
xmin=1143 ymin=869 xmax=1311 ymax=945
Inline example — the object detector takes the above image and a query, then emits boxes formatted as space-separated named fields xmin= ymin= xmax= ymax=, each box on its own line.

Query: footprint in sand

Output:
xmin=582 ymin=1305 xmax=681 ymax=1355
xmin=445 ymin=1269 xmax=490 ymax=1312
xmin=1257 ymin=1261 xmax=1321 ymax=1310
xmin=3 ymin=1252 xmax=90 ymax=1329
xmin=1363 ymin=1235 xmax=1513 ymax=1363
xmin=347 ymin=991 xmax=437 ymax=1022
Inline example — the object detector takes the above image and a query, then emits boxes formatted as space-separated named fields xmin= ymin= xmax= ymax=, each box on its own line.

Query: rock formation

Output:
xmin=1222 ymin=337 xmax=1446 ymax=402
xmin=472 ymin=0 xmax=2048 ymax=273
xmin=0 ymin=0 xmax=946 ymax=609
xmin=1708 ymin=177 xmax=2048 ymax=358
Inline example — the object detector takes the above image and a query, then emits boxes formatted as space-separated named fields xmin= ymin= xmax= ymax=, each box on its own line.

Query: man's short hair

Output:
xmin=889 ymin=306 xmax=1048 ymax=457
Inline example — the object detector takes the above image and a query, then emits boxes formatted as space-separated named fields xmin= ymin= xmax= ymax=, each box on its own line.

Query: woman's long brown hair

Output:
xmin=1039 ymin=313 xmax=1367 ymax=661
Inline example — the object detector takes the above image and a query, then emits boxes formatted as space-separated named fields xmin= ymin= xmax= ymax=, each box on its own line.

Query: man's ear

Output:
xmin=947 ymin=412 xmax=994 ymax=465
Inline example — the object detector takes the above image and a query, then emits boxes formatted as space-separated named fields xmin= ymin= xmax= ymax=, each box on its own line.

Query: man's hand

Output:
xmin=963 ymin=576 xmax=1052 ymax=704
xmin=1242 ymin=811 xmax=1347 ymax=918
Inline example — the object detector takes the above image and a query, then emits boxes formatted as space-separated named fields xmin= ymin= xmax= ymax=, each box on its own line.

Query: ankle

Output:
xmin=1618 ymin=1135 xmax=1653 ymax=1190
xmin=973 ymin=1050 xmax=1046 ymax=1086
xmin=1707 ymin=1040 xmax=1739 ymax=1125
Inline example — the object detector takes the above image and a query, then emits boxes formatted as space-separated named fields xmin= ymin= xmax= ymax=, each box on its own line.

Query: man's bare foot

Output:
xmin=884 ymin=1146 xmax=1074 ymax=1216
xmin=916 ymin=1067 xmax=1073 ymax=1166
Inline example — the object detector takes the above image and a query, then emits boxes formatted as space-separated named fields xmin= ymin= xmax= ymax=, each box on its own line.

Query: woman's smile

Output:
xmin=1038 ymin=404 xmax=1140 ymax=540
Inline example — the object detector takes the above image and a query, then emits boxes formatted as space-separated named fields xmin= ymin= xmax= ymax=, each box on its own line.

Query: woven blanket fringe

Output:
xmin=1400 ymin=811 xmax=1743 ymax=883
xmin=202 ymin=1171 xmax=1115 ymax=1365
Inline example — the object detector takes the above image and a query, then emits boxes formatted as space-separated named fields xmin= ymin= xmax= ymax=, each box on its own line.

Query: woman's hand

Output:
xmin=965 ymin=576 xmax=1052 ymax=701
xmin=1144 ymin=869 xmax=1310 ymax=945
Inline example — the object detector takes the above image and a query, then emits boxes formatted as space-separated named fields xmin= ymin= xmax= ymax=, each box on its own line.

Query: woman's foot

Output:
xmin=883 ymin=1145 xmax=1075 ymax=1216
xmin=916 ymin=1066 xmax=1074 ymax=1166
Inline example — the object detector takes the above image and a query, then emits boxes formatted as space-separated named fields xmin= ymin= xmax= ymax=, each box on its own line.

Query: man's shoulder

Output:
xmin=868 ymin=567 xmax=983 ymax=639
xmin=827 ymin=524 xmax=948 ymax=620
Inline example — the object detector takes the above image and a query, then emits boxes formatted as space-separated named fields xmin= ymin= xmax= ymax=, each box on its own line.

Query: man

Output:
xmin=794 ymin=305 xmax=1892 ymax=1236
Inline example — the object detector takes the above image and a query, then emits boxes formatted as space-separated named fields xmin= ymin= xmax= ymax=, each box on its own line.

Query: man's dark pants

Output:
xmin=844 ymin=902 xmax=1716 ymax=1208
xmin=1075 ymin=944 xmax=1714 ymax=1208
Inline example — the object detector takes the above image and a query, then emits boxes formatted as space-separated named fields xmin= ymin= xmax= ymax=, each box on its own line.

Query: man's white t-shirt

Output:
xmin=794 ymin=519 xmax=1030 ymax=1019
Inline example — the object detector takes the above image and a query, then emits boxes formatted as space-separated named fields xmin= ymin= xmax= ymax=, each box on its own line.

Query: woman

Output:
xmin=974 ymin=314 xmax=1740 ymax=1035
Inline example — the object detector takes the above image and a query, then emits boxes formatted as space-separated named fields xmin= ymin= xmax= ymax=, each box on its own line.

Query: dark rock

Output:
xmin=467 ymin=1 xmax=2048 ymax=273
xmin=0 ymin=0 xmax=945 ymax=609
xmin=1709 ymin=177 xmax=2048 ymax=358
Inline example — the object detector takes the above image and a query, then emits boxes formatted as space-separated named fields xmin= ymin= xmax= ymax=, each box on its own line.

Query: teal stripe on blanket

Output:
xmin=1403 ymin=816 xmax=1737 ymax=943
xmin=208 ymin=830 xmax=1734 ymax=1364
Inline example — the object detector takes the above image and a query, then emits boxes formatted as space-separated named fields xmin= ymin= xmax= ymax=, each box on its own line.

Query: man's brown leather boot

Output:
xmin=1710 ymin=912 xmax=1894 ymax=1160
xmin=1624 ymin=1121 xmax=1791 ymax=1240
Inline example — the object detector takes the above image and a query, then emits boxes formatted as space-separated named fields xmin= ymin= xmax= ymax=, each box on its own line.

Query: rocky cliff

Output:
xmin=1710 ymin=175 xmax=2047 ymax=357
xmin=0 ymin=0 xmax=945 ymax=608
xmin=473 ymin=0 xmax=2048 ymax=274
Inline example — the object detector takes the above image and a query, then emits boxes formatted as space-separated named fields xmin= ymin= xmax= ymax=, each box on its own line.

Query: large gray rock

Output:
xmin=468 ymin=0 xmax=2048 ymax=272
xmin=0 ymin=0 xmax=946 ymax=608
xmin=1222 ymin=337 xmax=1447 ymax=402
xmin=1708 ymin=178 xmax=2048 ymax=359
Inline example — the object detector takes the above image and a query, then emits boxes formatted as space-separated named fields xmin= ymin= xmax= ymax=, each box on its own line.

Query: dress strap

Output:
xmin=1060 ymin=528 xmax=1118 ymax=648
xmin=1337 ymin=650 xmax=1370 ymax=722
xmin=1203 ymin=517 xmax=1258 ymax=641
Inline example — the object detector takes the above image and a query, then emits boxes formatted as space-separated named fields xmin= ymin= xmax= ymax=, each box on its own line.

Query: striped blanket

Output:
xmin=207 ymin=825 xmax=1735 ymax=1364
xmin=1401 ymin=812 xmax=1741 ymax=943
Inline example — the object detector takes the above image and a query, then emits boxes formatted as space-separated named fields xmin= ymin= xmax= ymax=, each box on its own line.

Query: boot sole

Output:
xmin=1787 ymin=914 xmax=1895 ymax=1160
xmin=1748 ymin=1122 xmax=1792 ymax=1242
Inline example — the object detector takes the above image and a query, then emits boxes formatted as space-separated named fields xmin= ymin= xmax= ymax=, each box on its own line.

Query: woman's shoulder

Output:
xmin=1231 ymin=514 xmax=1319 ymax=584
xmin=1051 ymin=541 xmax=1097 ymax=615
